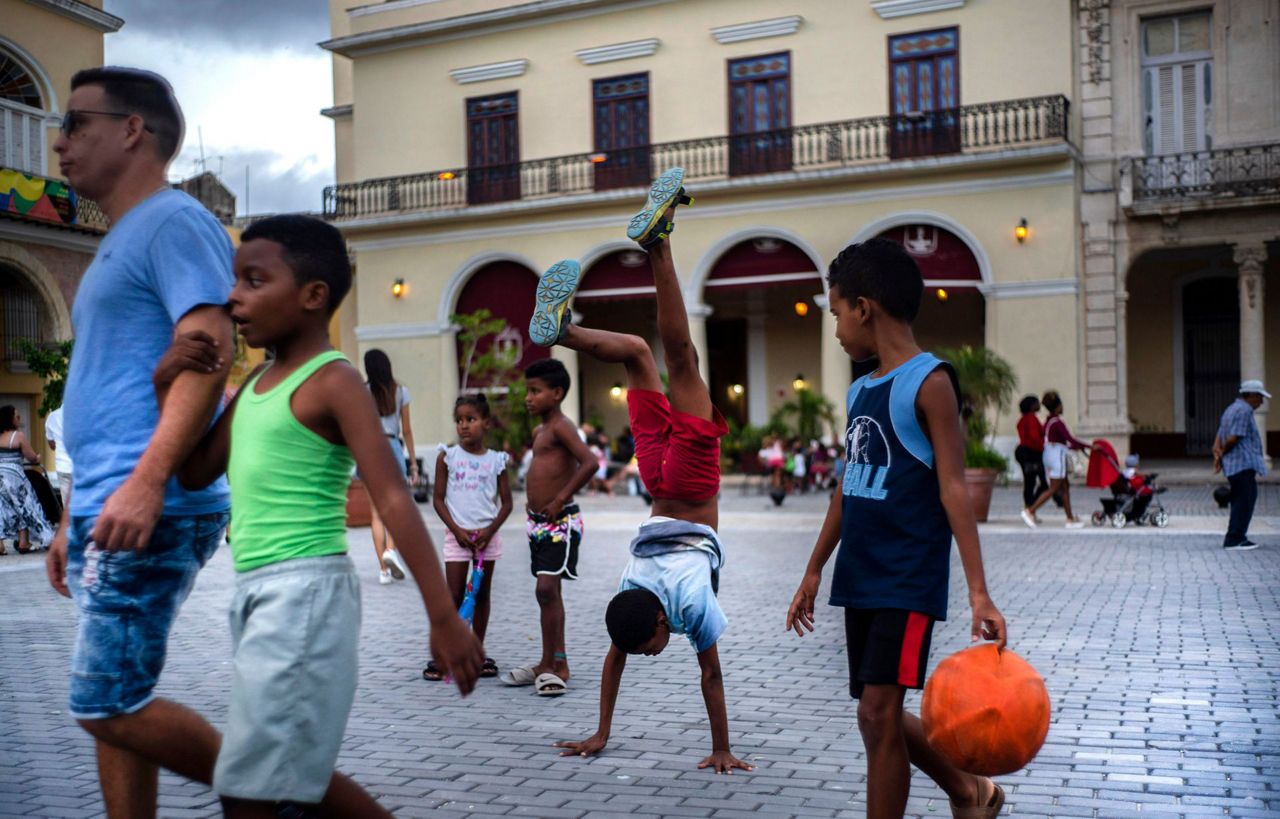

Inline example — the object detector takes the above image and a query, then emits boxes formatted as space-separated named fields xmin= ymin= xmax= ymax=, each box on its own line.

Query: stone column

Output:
xmin=746 ymin=311 xmax=768 ymax=425
xmin=1235 ymin=243 xmax=1268 ymax=455
xmin=687 ymin=301 xmax=712 ymax=386
xmin=550 ymin=344 xmax=581 ymax=425
xmin=816 ymin=295 xmax=848 ymax=440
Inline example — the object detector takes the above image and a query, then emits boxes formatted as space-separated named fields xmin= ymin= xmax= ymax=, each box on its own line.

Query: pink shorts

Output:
xmin=442 ymin=530 xmax=504 ymax=562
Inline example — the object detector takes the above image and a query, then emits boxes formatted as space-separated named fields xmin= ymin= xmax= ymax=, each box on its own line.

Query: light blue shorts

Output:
xmin=213 ymin=554 xmax=361 ymax=804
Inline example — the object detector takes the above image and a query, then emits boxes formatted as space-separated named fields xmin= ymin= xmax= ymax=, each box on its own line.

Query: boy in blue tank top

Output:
xmin=785 ymin=239 xmax=1008 ymax=819
xmin=155 ymin=216 xmax=483 ymax=817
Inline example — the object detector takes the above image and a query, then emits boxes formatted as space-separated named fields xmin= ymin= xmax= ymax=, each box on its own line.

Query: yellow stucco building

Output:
xmin=323 ymin=0 xmax=1085 ymax=459
xmin=1 ymin=0 xmax=121 ymax=459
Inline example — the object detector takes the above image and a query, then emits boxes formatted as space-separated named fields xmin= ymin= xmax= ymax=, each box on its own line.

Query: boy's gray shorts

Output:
xmin=213 ymin=554 xmax=361 ymax=804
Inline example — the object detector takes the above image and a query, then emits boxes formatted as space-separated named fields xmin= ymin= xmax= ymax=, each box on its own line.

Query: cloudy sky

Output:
xmin=103 ymin=0 xmax=335 ymax=216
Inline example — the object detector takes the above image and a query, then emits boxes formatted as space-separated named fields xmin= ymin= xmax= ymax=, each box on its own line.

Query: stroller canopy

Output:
xmin=1085 ymin=439 xmax=1122 ymax=489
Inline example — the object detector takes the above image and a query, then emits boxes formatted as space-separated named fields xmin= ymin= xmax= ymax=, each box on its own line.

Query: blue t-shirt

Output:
xmin=830 ymin=353 xmax=958 ymax=620
xmin=619 ymin=522 xmax=726 ymax=653
xmin=63 ymin=189 xmax=233 ymax=518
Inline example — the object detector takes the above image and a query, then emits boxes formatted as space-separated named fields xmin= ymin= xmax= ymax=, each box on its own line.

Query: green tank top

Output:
xmin=228 ymin=350 xmax=354 ymax=572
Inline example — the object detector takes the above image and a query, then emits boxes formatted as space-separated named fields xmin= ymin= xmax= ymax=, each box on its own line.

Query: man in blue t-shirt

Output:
xmin=785 ymin=239 xmax=1009 ymax=819
xmin=46 ymin=68 xmax=236 ymax=818
xmin=1213 ymin=380 xmax=1269 ymax=550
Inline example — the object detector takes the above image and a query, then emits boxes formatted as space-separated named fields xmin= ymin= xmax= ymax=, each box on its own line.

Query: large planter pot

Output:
xmin=964 ymin=468 xmax=999 ymax=523
xmin=346 ymin=478 xmax=372 ymax=528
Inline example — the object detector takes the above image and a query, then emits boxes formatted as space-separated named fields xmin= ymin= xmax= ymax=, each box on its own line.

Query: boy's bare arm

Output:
xmin=786 ymin=488 xmax=843 ymax=636
xmin=326 ymin=364 xmax=484 ymax=691
xmin=696 ymin=645 xmax=752 ymax=774
xmin=538 ymin=418 xmax=597 ymax=518
xmin=555 ymin=644 xmax=627 ymax=758
xmin=918 ymin=369 xmax=1006 ymax=648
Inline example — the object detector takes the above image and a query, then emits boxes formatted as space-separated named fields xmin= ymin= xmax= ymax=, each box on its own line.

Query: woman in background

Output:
xmin=0 ymin=405 xmax=53 ymax=554
xmin=364 ymin=349 xmax=419 ymax=584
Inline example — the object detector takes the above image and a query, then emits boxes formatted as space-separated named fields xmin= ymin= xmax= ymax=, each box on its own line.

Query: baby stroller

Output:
xmin=1086 ymin=440 xmax=1169 ymax=528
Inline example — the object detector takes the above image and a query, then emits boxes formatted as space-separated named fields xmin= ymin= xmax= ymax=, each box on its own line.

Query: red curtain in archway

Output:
xmin=454 ymin=261 xmax=548 ymax=385
xmin=875 ymin=225 xmax=981 ymax=282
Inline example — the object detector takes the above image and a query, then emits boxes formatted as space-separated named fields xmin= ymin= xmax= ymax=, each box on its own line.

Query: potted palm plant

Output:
xmin=938 ymin=346 xmax=1016 ymax=522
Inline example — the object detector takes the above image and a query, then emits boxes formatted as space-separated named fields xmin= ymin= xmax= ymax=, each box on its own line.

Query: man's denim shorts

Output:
xmin=65 ymin=512 xmax=229 ymax=720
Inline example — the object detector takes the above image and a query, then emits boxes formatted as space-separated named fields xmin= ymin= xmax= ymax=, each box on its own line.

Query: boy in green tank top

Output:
xmin=155 ymin=215 xmax=483 ymax=817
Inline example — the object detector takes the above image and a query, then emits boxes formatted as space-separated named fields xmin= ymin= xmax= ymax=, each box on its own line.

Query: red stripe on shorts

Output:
xmin=898 ymin=612 xmax=930 ymax=687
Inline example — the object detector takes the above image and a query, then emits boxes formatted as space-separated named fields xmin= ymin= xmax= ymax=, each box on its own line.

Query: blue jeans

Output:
xmin=1225 ymin=470 xmax=1257 ymax=547
xmin=65 ymin=512 xmax=229 ymax=719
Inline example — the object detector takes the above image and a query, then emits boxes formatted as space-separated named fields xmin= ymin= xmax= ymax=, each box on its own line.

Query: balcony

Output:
xmin=0 ymin=166 xmax=108 ymax=233
xmin=324 ymin=94 xmax=1069 ymax=222
xmin=1122 ymin=142 xmax=1280 ymax=215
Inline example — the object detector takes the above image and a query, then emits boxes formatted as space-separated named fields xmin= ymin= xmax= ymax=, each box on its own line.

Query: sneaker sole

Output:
xmin=529 ymin=260 xmax=582 ymax=347
xmin=1224 ymin=544 xmax=1259 ymax=551
xmin=627 ymin=167 xmax=687 ymax=244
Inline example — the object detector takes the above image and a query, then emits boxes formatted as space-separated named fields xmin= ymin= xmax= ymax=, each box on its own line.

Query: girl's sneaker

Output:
xmin=627 ymin=167 xmax=693 ymax=248
xmin=378 ymin=568 xmax=393 ymax=585
xmin=529 ymin=260 xmax=582 ymax=346
xmin=1019 ymin=509 xmax=1038 ymax=529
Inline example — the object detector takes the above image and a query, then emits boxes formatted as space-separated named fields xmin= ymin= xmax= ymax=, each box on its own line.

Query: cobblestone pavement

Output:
xmin=1 ymin=486 xmax=1277 ymax=818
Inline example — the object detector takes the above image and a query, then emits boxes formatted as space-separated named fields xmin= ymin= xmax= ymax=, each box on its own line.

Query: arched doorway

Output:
xmin=453 ymin=260 xmax=548 ymax=389
xmin=873 ymin=223 xmax=985 ymax=355
xmin=1126 ymin=246 xmax=1237 ymax=457
xmin=0 ymin=261 xmax=60 ymax=440
xmin=574 ymin=248 xmax=656 ymax=435
xmin=701 ymin=236 xmax=822 ymax=426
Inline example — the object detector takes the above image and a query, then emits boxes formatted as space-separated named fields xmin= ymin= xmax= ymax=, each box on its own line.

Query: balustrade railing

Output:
xmin=1127 ymin=142 xmax=1280 ymax=203
xmin=325 ymin=94 xmax=1069 ymax=219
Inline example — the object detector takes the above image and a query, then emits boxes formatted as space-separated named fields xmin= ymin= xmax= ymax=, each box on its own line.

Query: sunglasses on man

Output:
xmin=59 ymin=109 xmax=156 ymax=138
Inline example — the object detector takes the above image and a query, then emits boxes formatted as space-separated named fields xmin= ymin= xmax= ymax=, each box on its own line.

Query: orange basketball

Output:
xmin=921 ymin=644 xmax=1050 ymax=776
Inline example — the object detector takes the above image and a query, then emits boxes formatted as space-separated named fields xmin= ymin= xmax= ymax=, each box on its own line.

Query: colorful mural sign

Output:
xmin=0 ymin=168 xmax=78 ymax=225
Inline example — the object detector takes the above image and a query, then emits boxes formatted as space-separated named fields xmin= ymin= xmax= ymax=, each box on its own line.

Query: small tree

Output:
xmin=18 ymin=339 xmax=73 ymax=417
xmin=938 ymin=345 xmax=1016 ymax=469
xmin=770 ymin=387 xmax=838 ymax=443
xmin=451 ymin=309 xmax=533 ymax=453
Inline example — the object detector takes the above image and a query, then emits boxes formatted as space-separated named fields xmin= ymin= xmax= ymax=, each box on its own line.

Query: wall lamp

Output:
xmin=1015 ymin=218 xmax=1029 ymax=243
xmin=794 ymin=300 xmax=809 ymax=317
xmin=391 ymin=278 xmax=406 ymax=298
xmin=792 ymin=373 xmax=808 ymax=392
xmin=729 ymin=383 xmax=745 ymax=399
xmin=609 ymin=382 xmax=624 ymax=399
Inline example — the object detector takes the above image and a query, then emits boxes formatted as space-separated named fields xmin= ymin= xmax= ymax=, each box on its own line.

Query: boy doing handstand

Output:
xmin=785 ymin=238 xmax=1008 ymax=819
xmin=534 ymin=168 xmax=751 ymax=773
xmin=157 ymin=215 xmax=483 ymax=817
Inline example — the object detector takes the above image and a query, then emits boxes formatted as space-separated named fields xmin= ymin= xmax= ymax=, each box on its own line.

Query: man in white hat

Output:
xmin=1212 ymin=380 xmax=1270 ymax=550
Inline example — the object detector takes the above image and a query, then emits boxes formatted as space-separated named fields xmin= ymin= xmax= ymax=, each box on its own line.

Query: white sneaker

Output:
xmin=382 ymin=548 xmax=407 ymax=580
xmin=378 ymin=568 xmax=393 ymax=585
xmin=1020 ymin=509 xmax=1038 ymax=529
xmin=1064 ymin=519 xmax=1086 ymax=529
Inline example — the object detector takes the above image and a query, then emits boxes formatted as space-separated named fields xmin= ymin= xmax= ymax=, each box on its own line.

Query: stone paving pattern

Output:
xmin=0 ymin=485 xmax=1277 ymax=818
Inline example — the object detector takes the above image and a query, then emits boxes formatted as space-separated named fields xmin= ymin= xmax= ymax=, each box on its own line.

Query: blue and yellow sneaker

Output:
xmin=529 ymin=259 xmax=581 ymax=346
xmin=627 ymin=167 xmax=694 ymax=248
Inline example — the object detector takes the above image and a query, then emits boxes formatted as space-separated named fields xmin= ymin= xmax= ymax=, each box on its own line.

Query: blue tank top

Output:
xmin=830 ymin=352 xmax=958 ymax=620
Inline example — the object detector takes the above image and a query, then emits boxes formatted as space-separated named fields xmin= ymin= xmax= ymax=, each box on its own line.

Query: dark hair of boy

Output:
xmin=826 ymin=238 xmax=923 ymax=321
xmin=362 ymin=349 xmax=397 ymax=417
xmin=1041 ymin=391 xmax=1062 ymax=413
xmin=524 ymin=358 xmax=571 ymax=395
xmin=1018 ymin=395 xmax=1040 ymax=414
xmin=241 ymin=215 xmax=352 ymax=312
xmin=455 ymin=393 xmax=491 ymax=418
xmin=70 ymin=67 xmax=184 ymax=161
xmin=0 ymin=405 xmax=16 ymax=432
xmin=605 ymin=589 xmax=664 ymax=653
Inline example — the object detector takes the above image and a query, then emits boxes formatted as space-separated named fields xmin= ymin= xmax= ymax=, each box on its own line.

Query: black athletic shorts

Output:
xmin=844 ymin=607 xmax=936 ymax=699
xmin=527 ymin=504 xmax=582 ymax=580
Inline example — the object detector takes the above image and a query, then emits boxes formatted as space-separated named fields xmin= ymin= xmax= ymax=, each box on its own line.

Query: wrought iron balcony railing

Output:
xmin=324 ymin=94 xmax=1069 ymax=220
xmin=1127 ymin=142 xmax=1280 ymax=204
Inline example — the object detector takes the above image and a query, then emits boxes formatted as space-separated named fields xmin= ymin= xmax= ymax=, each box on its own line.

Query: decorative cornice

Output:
xmin=22 ymin=0 xmax=124 ymax=33
xmin=984 ymin=278 xmax=1078 ymax=300
xmin=575 ymin=38 xmax=659 ymax=65
xmin=321 ymin=0 xmax=677 ymax=58
xmin=354 ymin=321 xmax=454 ymax=341
xmin=320 ymin=104 xmax=353 ymax=120
xmin=449 ymin=59 xmax=529 ymax=85
xmin=868 ymin=0 xmax=966 ymax=20
xmin=348 ymin=0 xmax=444 ymax=19
xmin=710 ymin=15 xmax=802 ymax=45
xmin=0 ymin=218 xmax=102 ymax=253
